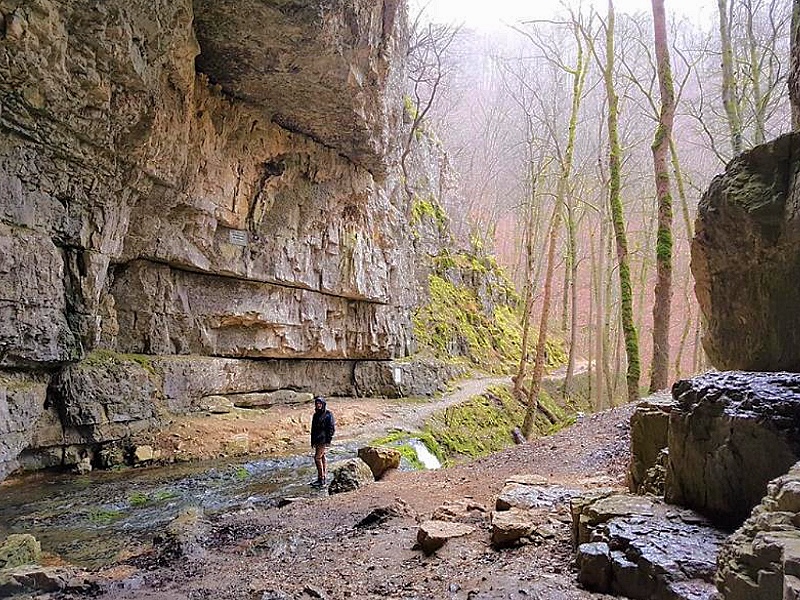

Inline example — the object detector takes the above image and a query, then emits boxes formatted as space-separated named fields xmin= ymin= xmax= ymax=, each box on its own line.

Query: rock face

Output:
xmin=717 ymin=461 xmax=800 ymax=600
xmin=692 ymin=132 xmax=800 ymax=371
xmin=193 ymin=0 xmax=404 ymax=177
xmin=628 ymin=393 xmax=673 ymax=494
xmin=572 ymin=492 xmax=727 ymax=600
xmin=0 ymin=0 xmax=480 ymax=479
xmin=666 ymin=371 xmax=800 ymax=527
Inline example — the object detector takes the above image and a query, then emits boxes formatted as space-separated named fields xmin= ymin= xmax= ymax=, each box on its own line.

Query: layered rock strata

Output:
xmin=0 ymin=0 xmax=415 ymax=478
xmin=717 ymin=462 xmax=800 ymax=600
xmin=572 ymin=492 xmax=727 ymax=600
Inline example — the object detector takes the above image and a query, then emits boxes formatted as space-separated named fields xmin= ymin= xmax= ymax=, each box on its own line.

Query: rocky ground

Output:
xmin=82 ymin=378 xmax=632 ymax=600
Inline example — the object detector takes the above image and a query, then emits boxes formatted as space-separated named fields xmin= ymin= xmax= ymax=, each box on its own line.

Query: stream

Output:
xmin=0 ymin=438 xmax=441 ymax=569
xmin=0 ymin=442 xmax=375 ymax=569
xmin=0 ymin=378 xmax=512 ymax=570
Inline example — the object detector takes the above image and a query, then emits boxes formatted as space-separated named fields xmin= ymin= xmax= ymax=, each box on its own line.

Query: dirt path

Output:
xmin=342 ymin=375 xmax=511 ymax=443
xmin=151 ymin=375 xmax=512 ymax=462
xmin=97 ymin=383 xmax=633 ymax=600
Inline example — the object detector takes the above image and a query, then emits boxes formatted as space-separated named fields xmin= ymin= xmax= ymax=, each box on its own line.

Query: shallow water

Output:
xmin=0 ymin=445 xmax=354 ymax=569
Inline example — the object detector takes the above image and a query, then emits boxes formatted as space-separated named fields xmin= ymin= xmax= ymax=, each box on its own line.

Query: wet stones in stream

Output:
xmin=328 ymin=458 xmax=374 ymax=495
xmin=572 ymin=492 xmax=727 ymax=600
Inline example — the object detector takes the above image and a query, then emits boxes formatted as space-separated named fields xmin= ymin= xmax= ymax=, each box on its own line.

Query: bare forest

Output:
xmin=412 ymin=0 xmax=792 ymax=408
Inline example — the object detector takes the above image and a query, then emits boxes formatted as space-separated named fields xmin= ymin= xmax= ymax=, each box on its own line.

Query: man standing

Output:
xmin=310 ymin=396 xmax=335 ymax=487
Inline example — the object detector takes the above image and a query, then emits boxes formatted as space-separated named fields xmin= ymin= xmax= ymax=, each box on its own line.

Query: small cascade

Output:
xmin=409 ymin=439 xmax=441 ymax=469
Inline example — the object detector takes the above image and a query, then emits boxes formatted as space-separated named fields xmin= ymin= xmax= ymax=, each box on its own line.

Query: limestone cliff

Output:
xmin=0 ymin=0 xmax=422 ymax=478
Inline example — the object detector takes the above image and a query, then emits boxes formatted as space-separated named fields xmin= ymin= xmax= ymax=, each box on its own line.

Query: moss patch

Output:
xmin=412 ymin=274 xmax=565 ymax=375
xmin=411 ymin=194 xmax=448 ymax=232
xmin=81 ymin=349 xmax=160 ymax=377
xmin=423 ymin=387 xmax=523 ymax=461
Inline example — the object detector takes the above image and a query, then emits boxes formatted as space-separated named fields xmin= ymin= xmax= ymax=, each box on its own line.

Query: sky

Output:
xmin=412 ymin=0 xmax=716 ymax=31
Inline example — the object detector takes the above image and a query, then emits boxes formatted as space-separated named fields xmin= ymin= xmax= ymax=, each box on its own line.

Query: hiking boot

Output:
xmin=310 ymin=479 xmax=324 ymax=488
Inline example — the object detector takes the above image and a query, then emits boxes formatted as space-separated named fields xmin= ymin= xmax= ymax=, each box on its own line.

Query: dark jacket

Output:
xmin=311 ymin=398 xmax=335 ymax=446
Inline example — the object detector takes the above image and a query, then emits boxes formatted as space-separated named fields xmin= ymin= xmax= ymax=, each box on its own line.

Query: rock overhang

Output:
xmin=192 ymin=0 xmax=406 ymax=178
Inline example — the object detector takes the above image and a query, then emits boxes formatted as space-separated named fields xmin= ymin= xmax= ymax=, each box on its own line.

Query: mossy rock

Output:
xmin=0 ymin=534 xmax=41 ymax=569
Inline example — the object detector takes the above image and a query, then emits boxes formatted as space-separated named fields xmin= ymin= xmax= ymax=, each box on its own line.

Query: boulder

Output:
xmin=692 ymin=132 xmax=800 ymax=371
xmin=576 ymin=542 xmax=612 ymax=593
xmin=572 ymin=493 xmax=726 ymax=600
xmin=155 ymin=507 xmax=208 ymax=560
xmin=0 ymin=565 xmax=70 ymax=595
xmin=491 ymin=508 xmax=535 ymax=549
xmin=222 ymin=434 xmax=250 ymax=457
xmin=133 ymin=445 xmax=156 ymax=463
xmin=0 ymin=534 xmax=41 ymax=569
xmin=717 ymin=462 xmax=800 ymax=600
xmin=328 ymin=459 xmax=374 ymax=495
xmin=628 ymin=393 xmax=674 ymax=493
xmin=666 ymin=371 xmax=800 ymax=527
xmin=356 ymin=498 xmax=413 ymax=528
xmin=416 ymin=520 xmax=474 ymax=555
xmin=431 ymin=499 xmax=487 ymax=523
xmin=357 ymin=446 xmax=401 ymax=480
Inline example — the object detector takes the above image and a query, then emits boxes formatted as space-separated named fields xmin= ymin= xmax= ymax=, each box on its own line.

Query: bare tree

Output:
xmin=594 ymin=0 xmax=641 ymax=404
xmin=648 ymin=0 xmax=676 ymax=392
xmin=402 ymin=14 xmax=460 ymax=198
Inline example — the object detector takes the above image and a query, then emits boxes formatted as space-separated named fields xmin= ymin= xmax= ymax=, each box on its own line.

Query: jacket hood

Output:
xmin=314 ymin=396 xmax=327 ymax=410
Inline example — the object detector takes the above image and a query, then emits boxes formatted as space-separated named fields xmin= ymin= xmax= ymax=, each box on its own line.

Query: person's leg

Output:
xmin=320 ymin=446 xmax=327 ymax=482
xmin=314 ymin=445 xmax=325 ymax=484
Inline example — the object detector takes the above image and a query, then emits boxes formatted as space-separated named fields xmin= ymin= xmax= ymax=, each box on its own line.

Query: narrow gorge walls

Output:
xmin=0 ymin=0 xmax=414 ymax=478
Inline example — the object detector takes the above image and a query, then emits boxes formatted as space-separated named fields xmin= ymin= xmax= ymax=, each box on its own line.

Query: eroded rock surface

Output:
xmin=667 ymin=371 xmax=800 ymax=527
xmin=628 ymin=393 xmax=674 ymax=494
xmin=717 ymin=461 xmax=800 ymax=600
xmin=573 ymin=493 xmax=727 ymax=600
xmin=0 ymin=0 xmax=419 ymax=478
xmin=692 ymin=132 xmax=800 ymax=371
xmin=192 ymin=0 xmax=404 ymax=176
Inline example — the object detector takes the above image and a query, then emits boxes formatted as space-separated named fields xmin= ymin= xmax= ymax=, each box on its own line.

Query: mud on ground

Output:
xmin=96 ymin=393 xmax=633 ymax=600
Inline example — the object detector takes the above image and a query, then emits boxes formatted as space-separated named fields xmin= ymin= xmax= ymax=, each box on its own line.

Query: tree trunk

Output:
xmin=513 ymin=164 xmax=539 ymax=399
xmin=603 ymin=0 xmax=641 ymax=404
xmin=522 ymin=19 xmax=587 ymax=435
xmin=521 ymin=201 xmax=561 ymax=439
xmin=649 ymin=0 xmax=676 ymax=393
xmin=717 ymin=0 xmax=743 ymax=154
